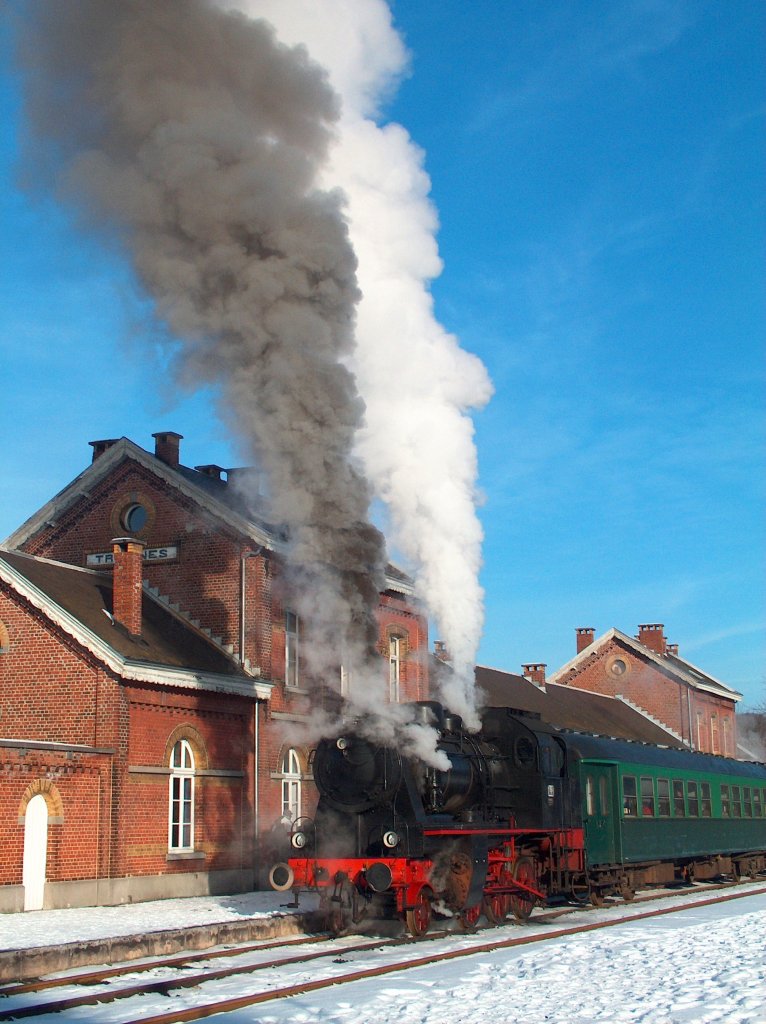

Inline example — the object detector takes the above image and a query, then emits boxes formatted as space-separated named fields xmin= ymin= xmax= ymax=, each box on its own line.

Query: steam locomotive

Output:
xmin=269 ymin=701 xmax=766 ymax=937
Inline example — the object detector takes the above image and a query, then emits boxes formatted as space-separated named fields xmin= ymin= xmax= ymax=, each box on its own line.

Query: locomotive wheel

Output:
xmin=459 ymin=902 xmax=482 ymax=931
xmin=509 ymin=856 xmax=537 ymax=922
xmin=483 ymin=890 xmax=511 ymax=926
xmin=405 ymin=889 xmax=432 ymax=938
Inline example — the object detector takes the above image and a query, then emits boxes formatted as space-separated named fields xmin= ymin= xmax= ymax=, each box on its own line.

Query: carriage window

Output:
xmin=686 ymin=781 xmax=699 ymax=817
xmin=622 ymin=775 xmax=637 ymax=816
xmin=700 ymin=782 xmax=712 ymax=817
xmin=720 ymin=784 xmax=730 ymax=817
xmin=640 ymin=777 xmax=655 ymax=817
xmin=586 ymin=776 xmax=595 ymax=816
xmin=672 ymin=780 xmax=685 ymax=816
xmin=743 ymin=787 xmax=752 ymax=817
xmin=731 ymin=786 xmax=742 ymax=818
xmin=599 ymin=776 xmax=609 ymax=816
xmin=657 ymin=778 xmax=671 ymax=817
xmin=753 ymin=789 xmax=762 ymax=818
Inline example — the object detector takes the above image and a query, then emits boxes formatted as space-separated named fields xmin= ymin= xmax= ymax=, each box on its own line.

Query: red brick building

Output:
xmin=544 ymin=624 xmax=741 ymax=756
xmin=0 ymin=432 xmax=429 ymax=912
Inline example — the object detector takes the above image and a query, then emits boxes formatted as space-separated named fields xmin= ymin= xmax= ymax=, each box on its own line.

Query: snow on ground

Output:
xmin=1 ymin=886 xmax=764 ymax=1023
xmin=0 ymin=889 xmax=319 ymax=952
xmin=230 ymin=892 xmax=766 ymax=1024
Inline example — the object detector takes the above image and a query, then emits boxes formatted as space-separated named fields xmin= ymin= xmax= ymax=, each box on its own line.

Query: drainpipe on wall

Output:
xmin=254 ymin=700 xmax=261 ymax=887
xmin=687 ymin=685 xmax=695 ymax=751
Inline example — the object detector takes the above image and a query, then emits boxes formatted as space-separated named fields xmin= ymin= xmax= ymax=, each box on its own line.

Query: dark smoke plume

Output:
xmin=15 ymin=0 xmax=387 ymax=687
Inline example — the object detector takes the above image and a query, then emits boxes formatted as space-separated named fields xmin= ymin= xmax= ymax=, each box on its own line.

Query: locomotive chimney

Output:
xmin=152 ymin=431 xmax=183 ymax=468
xmin=111 ymin=537 xmax=145 ymax=637
xmin=637 ymin=623 xmax=666 ymax=655
xmin=522 ymin=663 xmax=546 ymax=688
xmin=576 ymin=627 xmax=595 ymax=654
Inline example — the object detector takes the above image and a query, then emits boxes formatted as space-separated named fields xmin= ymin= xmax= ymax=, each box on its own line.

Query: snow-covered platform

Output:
xmin=0 ymin=890 xmax=320 ymax=983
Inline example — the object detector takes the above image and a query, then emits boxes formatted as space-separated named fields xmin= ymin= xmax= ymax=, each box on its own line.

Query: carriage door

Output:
xmin=582 ymin=762 xmax=620 ymax=866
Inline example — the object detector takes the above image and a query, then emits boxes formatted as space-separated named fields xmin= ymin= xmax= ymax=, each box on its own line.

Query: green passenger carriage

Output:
xmin=569 ymin=733 xmax=766 ymax=900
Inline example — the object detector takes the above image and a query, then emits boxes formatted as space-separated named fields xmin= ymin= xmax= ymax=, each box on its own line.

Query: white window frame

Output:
xmin=710 ymin=714 xmax=719 ymax=755
xmin=280 ymin=748 xmax=302 ymax=822
xmin=168 ymin=739 xmax=195 ymax=852
xmin=389 ymin=635 xmax=402 ymax=702
xmin=285 ymin=610 xmax=299 ymax=688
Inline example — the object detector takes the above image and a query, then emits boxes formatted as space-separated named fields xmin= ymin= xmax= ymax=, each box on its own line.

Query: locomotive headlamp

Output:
xmin=336 ymin=737 xmax=350 ymax=750
xmin=291 ymin=831 xmax=308 ymax=849
xmin=382 ymin=830 xmax=400 ymax=849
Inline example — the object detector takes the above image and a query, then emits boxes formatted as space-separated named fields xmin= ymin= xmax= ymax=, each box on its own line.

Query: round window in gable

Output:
xmin=609 ymin=657 xmax=628 ymax=677
xmin=121 ymin=502 xmax=148 ymax=534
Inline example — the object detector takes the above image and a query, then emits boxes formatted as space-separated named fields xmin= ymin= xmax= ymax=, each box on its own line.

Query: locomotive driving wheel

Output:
xmin=405 ymin=888 xmax=432 ymax=938
xmin=509 ymin=856 xmax=537 ymax=922
xmin=483 ymin=889 xmax=511 ymax=926
xmin=459 ymin=902 xmax=482 ymax=931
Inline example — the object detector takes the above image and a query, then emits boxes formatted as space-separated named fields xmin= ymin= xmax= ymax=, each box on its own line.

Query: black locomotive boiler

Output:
xmin=269 ymin=701 xmax=766 ymax=936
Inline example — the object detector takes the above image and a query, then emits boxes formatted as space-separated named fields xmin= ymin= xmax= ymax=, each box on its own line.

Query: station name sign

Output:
xmin=86 ymin=546 xmax=178 ymax=567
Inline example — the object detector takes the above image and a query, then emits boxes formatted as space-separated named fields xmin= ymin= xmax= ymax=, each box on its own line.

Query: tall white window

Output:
xmin=389 ymin=636 xmax=402 ymax=702
xmin=710 ymin=715 xmax=719 ymax=755
xmin=696 ymin=712 xmax=704 ymax=751
xmin=285 ymin=610 xmax=299 ymax=688
xmin=281 ymin=748 xmax=302 ymax=822
xmin=722 ymin=716 xmax=730 ymax=756
xmin=169 ymin=739 xmax=195 ymax=851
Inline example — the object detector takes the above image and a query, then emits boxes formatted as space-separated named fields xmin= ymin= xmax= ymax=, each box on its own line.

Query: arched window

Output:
xmin=280 ymin=748 xmax=302 ymax=822
xmin=169 ymin=739 xmax=195 ymax=851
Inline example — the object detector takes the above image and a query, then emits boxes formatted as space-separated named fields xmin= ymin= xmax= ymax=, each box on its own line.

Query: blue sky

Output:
xmin=1 ymin=1 xmax=764 ymax=707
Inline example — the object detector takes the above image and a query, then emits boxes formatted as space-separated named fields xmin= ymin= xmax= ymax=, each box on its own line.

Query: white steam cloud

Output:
xmin=225 ymin=1 xmax=493 ymax=727
xmin=16 ymin=0 xmax=490 ymax=754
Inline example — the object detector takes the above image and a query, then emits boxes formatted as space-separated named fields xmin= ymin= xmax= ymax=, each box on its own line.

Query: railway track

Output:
xmin=2 ymin=882 xmax=764 ymax=1023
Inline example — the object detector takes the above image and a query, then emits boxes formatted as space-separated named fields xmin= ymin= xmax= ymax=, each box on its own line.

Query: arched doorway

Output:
xmin=23 ymin=794 xmax=48 ymax=911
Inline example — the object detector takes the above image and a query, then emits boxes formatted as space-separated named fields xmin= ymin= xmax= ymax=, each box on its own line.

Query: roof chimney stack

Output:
xmin=576 ymin=627 xmax=595 ymax=654
xmin=89 ymin=438 xmax=119 ymax=463
xmin=152 ymin=431 xmax=183 ymax=469
xmin=433 ymin=640 xmax=451 ymax=663
xmin=522 ymin=663 xmax=547 ymax=687
xmin=111 ymin=537 xmax=144 ymax=637
xmin=637 ymin=623 xmax=666 ymax=655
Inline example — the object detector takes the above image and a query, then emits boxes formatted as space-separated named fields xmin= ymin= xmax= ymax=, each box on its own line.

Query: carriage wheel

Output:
xmin=459 ymin=902 xmax=482 ymax=931
xmin=405 ymin=888 xmax=432 ymax=938
xmin=509 ymin=856 xmax=537 ymax=922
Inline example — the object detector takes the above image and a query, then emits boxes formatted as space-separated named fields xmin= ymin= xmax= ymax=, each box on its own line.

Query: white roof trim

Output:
xmin=3 ymin=438 xmax=278 ymax=553
xmin=547 ymin=627 xmax=742 ymax=702
xmin=0 ymin=554 xmax=271 ymax=701
xmin=2 ymin=437 xmax=412 ymax=594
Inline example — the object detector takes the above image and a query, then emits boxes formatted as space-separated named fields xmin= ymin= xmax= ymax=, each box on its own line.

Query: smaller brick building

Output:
xmin=545 ymin=624 xmax=741 ymax=756
xmin=1 ymin=431 xmax=430 ymax=912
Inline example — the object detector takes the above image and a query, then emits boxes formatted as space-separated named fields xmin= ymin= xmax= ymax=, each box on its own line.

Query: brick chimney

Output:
xmin=152 ymin=431 xmax=183 ymax=468
xmin=576 ymin=627 xmax=595 ymax=654
xmin=89 ymin=438 xmax=119 ymax=463
xmin=522 ymin=663 xmax=546 ymax=687
xmin=433 ymin=640 xmax=451 ymax=663
xmin=195 ymin=464 xmax=225 ymax=480
xmin=111 ymin=538 xmax=145 ymax=637
xmin=637 ymin=623 xmax=666 ymax=655
xmin=666 ymin=643 xmax=679 ymax=657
